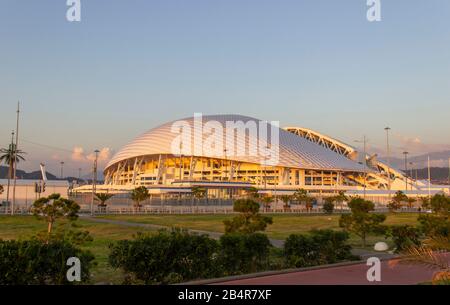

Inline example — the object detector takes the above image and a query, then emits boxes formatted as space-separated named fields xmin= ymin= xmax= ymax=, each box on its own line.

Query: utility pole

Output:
xmin=403 ymin=151 xmax=408 ymax=193
xmin=384 ymin=127 xmax=392 ymax=199
xmin=409 ymin=162 xmax=413 ymax=191
xmin=12 ymin=101 xmax=20 ymax=215
xmin=60 ymin=161 xmax=65 ymax=179
xmin=5 ymin=130 xmax=14 ymax=212
xmin=355 ymin=136 xmax=368 ymax=199
xmin=427 ymin=156 xmax=431 ymax=200
xmin=91 ymin=149 xmax=100 ymax=216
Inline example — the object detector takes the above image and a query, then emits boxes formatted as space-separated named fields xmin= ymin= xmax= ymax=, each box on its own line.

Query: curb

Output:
xmin=180 ymin=255 xmax=399 ymax=285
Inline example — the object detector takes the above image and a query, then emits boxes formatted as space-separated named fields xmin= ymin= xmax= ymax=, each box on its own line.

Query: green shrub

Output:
xmin=108 ymin=229 xmax=219 ymax=284
xmin=418 ymin=214 xmax=449 ymax=238
xmin=322 ymin=198 xmax=335 ymax=214
xmin=218 ymin=233 xmax=272 ymax=275
xmin=0 ymin=239 xmax=94 ymax=285
xmin=224 ymin=199 xmax=273 ymax=234
xmin=388 ymin=225 xmax=422 ymax=252
xmin=284 ymin=229 xmax=357 ymax=268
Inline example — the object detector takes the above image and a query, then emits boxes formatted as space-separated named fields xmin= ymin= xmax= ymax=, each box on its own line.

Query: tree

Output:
xmin=417 ymin=194 xmax=449 ymax=238
xmin=420 ymin=197 xmax=430 ymax=210
xmin=334 ymin=191 xmax=348 ymax=211
xmin=429 ymin=194 xmax=450 ymax=215
xmin=191 ymin=186 xmax=207 ymax=202
xmin=95 ymin=192 xmax=114 ymax=210
xmin=244 ymin=187 xmax=260 ymax=200
xmin=322 ymin=197 xmax=335 ymax=214
xmin=0 ymin=144 xmax=26 ymax=179
xmin=293 ymin=188 xmax=314 ymax=211
xmin=406 ymin=197 xmax=416 ymax=209
xmin=261 ymin=195 xmax=273 ymax=212
xmin=388 ymin=191 xmax=408 ymax=212
xmin=339 ymin=197 xmax=387 ymax=247
xmin=279 ymin=195 xmax=292 ymax=210
xmin=31 ymin=193 xmax=80 ymax=238
xmin=387 ymin=225 xmax=422 ymax=252
xmin=0 ymin=239 xmax=94 ymax=284
xmin=284 ymin=230 xmax=357 ymax=268
xmin=223 ymin=199 xmax=273 ymax=234
xmin=398 ymin=194 xmax=450 ymax=284
xmin=218 ymin=233 xmax=271 ymax=275
xmin=130 ymin=186 xmax=150 ymax=209
xmin=109 ymin=230 xmax=219 ymax=284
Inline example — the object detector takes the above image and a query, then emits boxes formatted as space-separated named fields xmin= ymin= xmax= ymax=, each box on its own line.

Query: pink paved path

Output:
xmin=214 ymin=254 xmax=449 ymax=285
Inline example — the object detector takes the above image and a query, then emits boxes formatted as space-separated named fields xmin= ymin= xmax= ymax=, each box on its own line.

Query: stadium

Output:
xmin=72 ymin=114 xmax=449 ymax=203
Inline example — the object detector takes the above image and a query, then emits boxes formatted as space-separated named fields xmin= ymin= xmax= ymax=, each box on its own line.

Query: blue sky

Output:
xmin=1 ymin=1 xmax=449 ymax=175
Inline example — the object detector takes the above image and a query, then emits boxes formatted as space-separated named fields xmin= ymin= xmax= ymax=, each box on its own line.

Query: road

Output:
xmin=211 ymin=253 xmax=450 ymax=285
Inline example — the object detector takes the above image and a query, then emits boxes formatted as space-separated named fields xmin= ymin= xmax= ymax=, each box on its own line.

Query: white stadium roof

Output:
xmin=105 ymin=114 xmax=367 ymax=173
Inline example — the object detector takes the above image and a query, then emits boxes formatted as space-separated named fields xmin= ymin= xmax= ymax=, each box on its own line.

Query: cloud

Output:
xmin=87 ymin=147 xmax=111 ymax=162
xmin=71 ymin=147 xmax=112 ymax=163
xmin=394 ymin=134 xmax=450 ymax=155
xmin=71 ymin=146 xmax=85 ymax=161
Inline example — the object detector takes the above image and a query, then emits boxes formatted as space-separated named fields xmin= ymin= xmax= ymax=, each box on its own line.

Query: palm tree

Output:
xmin=130 ymin=186 xmax=150 ymax=210
xmin=334 ymin=191 xmax=348 ymax=212
xmin=293 ymin=188 xmax=314 ymax=212
xmin=261 ymin=195 xmax=273 ymax=212
xmin=244 ymin=187 xmax=260 ymax=200
xmin=94 ymin=193 xmax=114 ymax=211
xmin=280 ymin=195 xmax=292 ymax=211
xmin=191 ymin=186 xmax=207 ymax=208
xmin=0 ymin=144 xmax=26 ymax=179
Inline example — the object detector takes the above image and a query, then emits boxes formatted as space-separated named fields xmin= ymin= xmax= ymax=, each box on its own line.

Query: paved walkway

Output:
xmin=211 ymin=253 xmax=449 ymax=285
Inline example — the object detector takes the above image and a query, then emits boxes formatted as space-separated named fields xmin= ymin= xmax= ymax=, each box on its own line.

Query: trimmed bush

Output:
xmin=218 ymin=233 xmax=272 ymax=275
xmin=0 ymin=239 xmax=94 ymax=285
xmin=389 ymin=225 xmax=422 ymax=252
xmin=284 ymin=229 xmax=357 ymax=268
xmin=108 ymin=229 xmax=219 ymax=284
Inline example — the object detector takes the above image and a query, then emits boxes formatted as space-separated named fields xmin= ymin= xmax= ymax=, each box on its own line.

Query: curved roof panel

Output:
xmin=105 ymin=114 xmax=366 ymax=173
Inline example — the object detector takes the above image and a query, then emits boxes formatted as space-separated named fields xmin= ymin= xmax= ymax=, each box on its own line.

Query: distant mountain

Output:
xmin=0 ymin=166 xmax=85 ymax=183
xmin=379 ymin=150 xmax=450 ymax=169
xmin=413 ymin=167 xmax=449 ymax=184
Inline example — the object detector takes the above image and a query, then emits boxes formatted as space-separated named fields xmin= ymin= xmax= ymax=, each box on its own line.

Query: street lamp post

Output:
xmin=355 ymin=136 xmax=368 ymax=199
xmin=12 ymin=101 xmax=20 ymax=215
xmin=60 ymin=161 xmax=65 ymax=179
xmin=91 ymin=150 xmax=100 ymax=216
xmin=409 ymin=162 xmax=413 ymax=191
xmin=384 ymin=127 xmax=392 ymax=199
xmin=403 ymin=151 xmax=409 ymax=193
xmin=5 ymin=130 xmax=14 ymax=213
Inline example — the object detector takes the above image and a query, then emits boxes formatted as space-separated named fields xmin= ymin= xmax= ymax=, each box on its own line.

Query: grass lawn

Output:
xmin=100 ymin=213 xmax=421 ymax=248
xmin=0 ymin=213 xmax=421 ymax=284
xmin=0 ymin=215 xmax=157 ymax=284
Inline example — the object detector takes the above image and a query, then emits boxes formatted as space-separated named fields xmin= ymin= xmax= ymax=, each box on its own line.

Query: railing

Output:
xmin=0 ymin=205 xmax=425 ymax=216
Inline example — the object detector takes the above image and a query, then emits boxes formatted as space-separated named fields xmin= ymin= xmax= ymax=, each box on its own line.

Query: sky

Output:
xmin=0 ymin=0 xmax=449 ymax=176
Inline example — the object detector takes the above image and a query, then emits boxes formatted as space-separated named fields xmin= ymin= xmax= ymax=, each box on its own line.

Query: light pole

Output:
xmin=5 ymin=130 xmax=14 ymax=212
xmin=409 ymin=162 xmax=413 ymax=191
xmin=91 ymin=149 xmax=100 ymax=216
xmin=12 ymin=101 xmax=20 ymax=215
xmin=384 ymin=127 xmax=391 ymax=199
xmin=60 ymin=161 xmax=65 ymax=179
xmin=355 ymin=136 xmax=368 ymax=199
xmin=403 ymin=151 xmax=408 ymax=193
